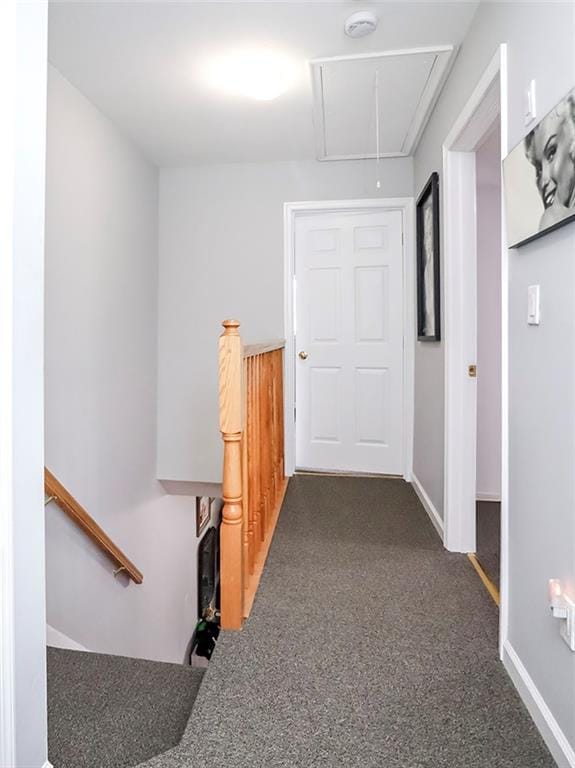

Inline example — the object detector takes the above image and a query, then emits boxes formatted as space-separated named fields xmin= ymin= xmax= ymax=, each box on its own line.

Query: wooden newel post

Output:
xmin=219 ymin=319 xmax=244 ymax=630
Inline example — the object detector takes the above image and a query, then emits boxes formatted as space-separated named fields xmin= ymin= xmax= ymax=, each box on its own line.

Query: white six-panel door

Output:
xmin=295 ymin=210 xmax=404 ymax=475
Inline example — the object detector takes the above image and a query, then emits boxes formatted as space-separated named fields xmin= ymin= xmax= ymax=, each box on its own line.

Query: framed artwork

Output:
xmin=416 ymin=171 xmax=441 ymax=341
xmin=504 ymin=86 xmax=575 ymax=248
xmin=196 ymin=496 xmax=211 ymax=537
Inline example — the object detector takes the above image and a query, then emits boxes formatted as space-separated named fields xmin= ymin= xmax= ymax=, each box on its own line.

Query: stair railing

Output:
xmin=45 ymin=468 xmax=143 ymax=583
xmin=218 ymin=320 xmax=287 ymax=630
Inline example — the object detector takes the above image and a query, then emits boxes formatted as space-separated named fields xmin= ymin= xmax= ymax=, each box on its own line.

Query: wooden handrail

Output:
xmin=219 ymin=320 xmax=287 ymax=630
xmin=243 ymin=340 xmax=285 ymax=358
xmin=44 ymin=468 xmax=143 ymax=584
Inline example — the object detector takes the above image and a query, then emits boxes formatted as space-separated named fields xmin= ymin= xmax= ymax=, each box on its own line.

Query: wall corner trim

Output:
xmin=503 ymin=640 xmax=575 ymax=768
xmin=411 ymin=473 xmax=444 ymax=541
xmin=42 ymin=762 xmax=54 ymax=768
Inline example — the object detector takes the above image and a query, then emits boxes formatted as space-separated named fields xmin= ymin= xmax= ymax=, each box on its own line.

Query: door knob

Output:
xmin=298 ymin=351 xmax=309 ymax=360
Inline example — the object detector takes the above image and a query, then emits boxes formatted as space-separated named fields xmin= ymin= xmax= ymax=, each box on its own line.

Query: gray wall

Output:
xmin=45 ymin=67 xmax=204 ymax=664
xmin=157 ymin=158 xmax=414 ymax=482
xmin=413 ymin=0 xmax=575 ymax=755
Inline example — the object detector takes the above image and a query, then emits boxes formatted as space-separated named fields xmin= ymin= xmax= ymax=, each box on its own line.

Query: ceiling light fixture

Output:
xmin=344 ymin=11 xmax=378 ymax=39
xmin=204 ymin=49 xmax=296 ymax=101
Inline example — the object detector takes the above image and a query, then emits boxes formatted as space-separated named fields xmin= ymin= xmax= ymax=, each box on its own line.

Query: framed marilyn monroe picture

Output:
xmin=504 ymin=86 xmax=575 ymax=248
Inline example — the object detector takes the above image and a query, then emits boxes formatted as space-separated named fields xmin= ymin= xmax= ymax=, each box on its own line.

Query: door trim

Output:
xmin=283 ymin=198 xmax=415 ymax=481
xmin=442 ymin=45 xmax=509 ymax=658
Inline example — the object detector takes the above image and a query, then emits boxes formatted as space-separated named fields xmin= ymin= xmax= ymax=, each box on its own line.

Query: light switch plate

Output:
xmin=528 ymin=284 xmax=540 ymax=325
xmin=525 ymin=79 xmax=537 ymax=126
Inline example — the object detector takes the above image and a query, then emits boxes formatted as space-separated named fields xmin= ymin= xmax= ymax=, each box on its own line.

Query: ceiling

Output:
xmin=48 ymin=1 xmax=479 ymax=167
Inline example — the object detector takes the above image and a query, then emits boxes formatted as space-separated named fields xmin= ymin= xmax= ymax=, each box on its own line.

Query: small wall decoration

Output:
xmin=196 ymin=496 xmax=211 ymax=537
xmin=504 ymin=87 xmax=575 ymax=248
xmin=416 ymin=171 xmax=441 ymax=341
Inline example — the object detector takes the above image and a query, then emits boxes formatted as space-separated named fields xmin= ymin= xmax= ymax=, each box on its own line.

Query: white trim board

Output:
xmin=442 ymin=45 xmax=509 ymax=663
xmin=283 ymin=198 xmax=415 ymax=481
xmin=411 ymin=473 xmax=444 ymax=539
xmin=503 ymin=641 xmax=575 ymax=768
xmin=0 ymin=4 xmax=17 ymax=764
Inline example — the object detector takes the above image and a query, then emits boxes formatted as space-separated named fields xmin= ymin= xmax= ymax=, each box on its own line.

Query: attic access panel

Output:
xmin=311 ymin=46 xmax=456 ymax=161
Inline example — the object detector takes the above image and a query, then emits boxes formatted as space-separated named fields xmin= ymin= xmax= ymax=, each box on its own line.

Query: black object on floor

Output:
xmin=47 ymin=647 xmax=204 ymax=768
xmin=476 ymin=499 xmax=501 ymax=588
xmin=190 ymin=619 xmax=220 ymax=662
xmin=135 ymin=475 xmax=555 ymax=768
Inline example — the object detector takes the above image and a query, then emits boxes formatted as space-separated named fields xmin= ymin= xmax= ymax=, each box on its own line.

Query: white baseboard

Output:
xmin=43 ymin=762 xmax=54 ymax=768
xmin=46 ymin=624 xmax=89 ymax=653
xmin=411 ymin=472 xmax=444 ymax=540
xmin=476 ymin=492 xmax=501 ymax=502
xmin=503 ymin=640 xmax=575 ymax=768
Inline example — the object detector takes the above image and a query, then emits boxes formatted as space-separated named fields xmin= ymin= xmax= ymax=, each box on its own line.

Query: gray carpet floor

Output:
xmin=47 ymin=647 xmax=204 ymax=768
xmin=476 ymin=500 xmax=501 ymax=588
xmin=134 ymin=475 xmax=555 ymax=768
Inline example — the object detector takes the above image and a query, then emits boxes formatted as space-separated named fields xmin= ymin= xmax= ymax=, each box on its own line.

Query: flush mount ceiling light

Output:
xmin=204 ymin=49 xmax=296 ymax=101
xmin=344 ymin=11 xmax=378 ymax=39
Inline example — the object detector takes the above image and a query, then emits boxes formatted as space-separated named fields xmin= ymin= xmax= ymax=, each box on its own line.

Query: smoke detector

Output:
xmin=344 ymin=11 xmax=378 ymax=39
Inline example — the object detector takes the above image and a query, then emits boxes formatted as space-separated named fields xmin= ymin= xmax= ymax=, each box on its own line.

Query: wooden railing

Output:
xmin=44 ymin=468 xmax=143 ymax=584
xmin=218 ymin=320 xmax=287 ymax=630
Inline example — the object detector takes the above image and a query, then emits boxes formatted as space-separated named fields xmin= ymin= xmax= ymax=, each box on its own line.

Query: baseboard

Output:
xmin=503 ymin=640 xmax=575 ymax=768
xmin=43 ymin=761 xmax=54 ymax=768
xmin=410 ymin=472 xmax=444 ymax=540
xmin=476 ymin=492 xmax=501 ymax=502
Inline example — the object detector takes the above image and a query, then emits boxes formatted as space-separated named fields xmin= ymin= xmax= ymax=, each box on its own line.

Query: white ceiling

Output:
xmin=48 ymin=1 xmax=479 ymax=166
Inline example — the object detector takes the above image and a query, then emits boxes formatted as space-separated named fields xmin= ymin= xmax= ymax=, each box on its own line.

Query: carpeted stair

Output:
xmin=47 ymin=647 xmax=204 ymax=768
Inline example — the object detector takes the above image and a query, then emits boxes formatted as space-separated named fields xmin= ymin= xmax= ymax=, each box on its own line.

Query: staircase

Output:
xmin=47 ymin=648 xmax=204 ymax=768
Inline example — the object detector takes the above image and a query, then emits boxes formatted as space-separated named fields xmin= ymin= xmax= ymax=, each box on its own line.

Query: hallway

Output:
xmin=137 ymin=475 xmax=554 ymax=768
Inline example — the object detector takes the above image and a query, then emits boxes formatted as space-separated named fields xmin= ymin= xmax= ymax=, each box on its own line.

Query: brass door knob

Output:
xmin=299 ymin=351 xmax=309 ymax=360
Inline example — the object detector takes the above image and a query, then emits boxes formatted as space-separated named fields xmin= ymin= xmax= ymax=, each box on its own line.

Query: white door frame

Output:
xmin=1 ymin=2 xmax=51 ymax=766
xmin=442 ymin=45 xmax=509 ymax=655
xmin=283 ymin=198 xmax=415 ymax=481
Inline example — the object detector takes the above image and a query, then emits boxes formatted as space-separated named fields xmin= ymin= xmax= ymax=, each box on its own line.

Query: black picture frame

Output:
xmin=416 ymin=171 xmax=441 ymax=342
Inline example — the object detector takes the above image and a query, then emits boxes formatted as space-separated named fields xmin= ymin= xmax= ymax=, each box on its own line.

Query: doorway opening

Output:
xmin=442 ymin=45 xmax=508 ymax=653
xmin=474 ymin=124 xmax=502 ymax=596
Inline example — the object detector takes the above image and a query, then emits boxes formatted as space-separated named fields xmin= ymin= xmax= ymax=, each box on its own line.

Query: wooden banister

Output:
xmin=243 ymin=340 xmax=285 ymax=358
xmin=44 ymin=468 xmax=143 ymax=584
xmin=218 ymin=320 xmax=287 ymax=630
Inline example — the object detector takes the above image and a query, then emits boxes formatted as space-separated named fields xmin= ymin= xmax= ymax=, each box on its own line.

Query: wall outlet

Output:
xmin=549 ymin=579 xmax=575 ymax=651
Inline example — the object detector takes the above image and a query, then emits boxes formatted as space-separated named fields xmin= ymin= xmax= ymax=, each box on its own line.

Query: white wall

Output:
xmin=45 ymin=66 xmax=205 ymax=665
xmin=476 ymin=129 xmax=502 ymax=500
xmin=158 ymin=158 xmax=414 ymax=482
xmin=413 ymin=1 xmax=575 ymax=761
xmin=0 ymin=4 xmax=49 ymax=767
